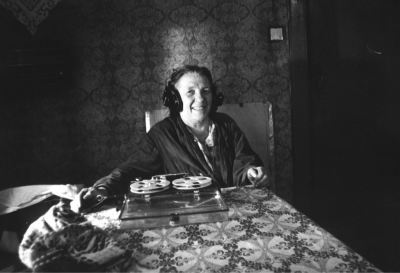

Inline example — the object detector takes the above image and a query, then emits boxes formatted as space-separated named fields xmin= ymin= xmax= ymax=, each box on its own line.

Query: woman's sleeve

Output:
xmin=93 ymin=134 xmax=163 ymax=195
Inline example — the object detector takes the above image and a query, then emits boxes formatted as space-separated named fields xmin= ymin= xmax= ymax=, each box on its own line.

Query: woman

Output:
xmin=72 ymin=65 xmax=269 ymax=211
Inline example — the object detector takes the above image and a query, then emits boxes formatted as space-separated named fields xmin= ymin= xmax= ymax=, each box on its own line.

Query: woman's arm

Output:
xmin=71 ymin=133 xmax=163 ymax=212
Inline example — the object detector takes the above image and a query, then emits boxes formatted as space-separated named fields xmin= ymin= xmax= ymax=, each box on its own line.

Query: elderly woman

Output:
xmin=73 ymin=65 xmax=269 ymax=210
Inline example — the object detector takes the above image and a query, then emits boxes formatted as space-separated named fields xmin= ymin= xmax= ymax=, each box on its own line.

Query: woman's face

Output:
xmin=175 ymin=72 xmax=213 ymax=126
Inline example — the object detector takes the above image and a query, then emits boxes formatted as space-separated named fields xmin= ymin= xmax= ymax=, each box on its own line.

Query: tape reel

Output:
xmin=172 ymin=176 xmax=212 ymax=190
xmin=130 ymin=179 xmax=170 ymax=194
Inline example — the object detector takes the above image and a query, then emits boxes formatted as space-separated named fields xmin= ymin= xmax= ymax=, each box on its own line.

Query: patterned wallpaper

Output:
xmin=0 ymin=0 xmax=293 ymax=202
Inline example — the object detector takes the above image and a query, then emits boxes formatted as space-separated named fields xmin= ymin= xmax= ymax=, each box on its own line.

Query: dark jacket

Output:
xmin=94 ymin=113 xmax=263 ymax=195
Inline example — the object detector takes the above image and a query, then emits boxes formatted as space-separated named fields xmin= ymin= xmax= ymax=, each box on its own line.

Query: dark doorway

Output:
xmin=306 ymin=0 xmax=400 ymax=271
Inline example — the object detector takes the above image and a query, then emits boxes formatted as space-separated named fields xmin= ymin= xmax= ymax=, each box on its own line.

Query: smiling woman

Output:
xmin=163 ymin=65 xmax=220 ymax=142
xmin=162 ymin=65 xmax=223 ymax=119
xmin=72 ymin=65 xmax=270 ymax=212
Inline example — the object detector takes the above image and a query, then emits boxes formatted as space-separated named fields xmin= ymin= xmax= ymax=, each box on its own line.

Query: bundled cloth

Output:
xmin=18 ymin=199 xmax=147 ymax=272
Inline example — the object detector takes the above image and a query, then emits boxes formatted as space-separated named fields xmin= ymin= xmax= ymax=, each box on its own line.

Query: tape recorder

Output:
xmin=119 ymin=173 xmax=229 ymax=229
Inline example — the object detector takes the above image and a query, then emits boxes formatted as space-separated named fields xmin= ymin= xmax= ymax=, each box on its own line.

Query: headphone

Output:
xmin=163 ymin=80 xmax=224 ymax=113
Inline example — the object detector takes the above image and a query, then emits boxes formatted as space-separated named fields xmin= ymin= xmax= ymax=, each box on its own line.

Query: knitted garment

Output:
xmin=18 ymin=200 xmax=147 ymax=272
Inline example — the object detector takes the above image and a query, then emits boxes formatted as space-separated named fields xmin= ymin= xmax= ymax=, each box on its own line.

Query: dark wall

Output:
xmin=0 ymin=0 xmax=294 ymax=201
xmin=307 ymin=0 xmax=400 ymax=271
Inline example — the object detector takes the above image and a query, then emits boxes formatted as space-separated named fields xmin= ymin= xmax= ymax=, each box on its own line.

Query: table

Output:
xmin=86 ymin=186 xmax=380 ymax=272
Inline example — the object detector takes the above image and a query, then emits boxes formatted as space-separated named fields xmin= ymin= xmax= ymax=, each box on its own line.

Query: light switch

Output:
xmin=270 ymin=27 xmax=284 ymax=41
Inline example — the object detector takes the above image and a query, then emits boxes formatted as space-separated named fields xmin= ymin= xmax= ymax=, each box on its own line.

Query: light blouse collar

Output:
xmin=186 ymin=121 xmax=215 ymax=147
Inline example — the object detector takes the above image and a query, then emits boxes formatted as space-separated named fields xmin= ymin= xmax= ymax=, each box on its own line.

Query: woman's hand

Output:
xmin=247 ymin=166 xmax=270 ymax=188
xmin=70 ymin=187 xmax=108 ymax=213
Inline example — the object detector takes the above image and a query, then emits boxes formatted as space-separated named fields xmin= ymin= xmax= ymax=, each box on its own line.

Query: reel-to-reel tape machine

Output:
xmin=119 ymin=174 xmax=229 ymax=229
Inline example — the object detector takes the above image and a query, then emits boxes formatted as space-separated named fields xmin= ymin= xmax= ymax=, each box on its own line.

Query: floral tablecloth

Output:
xmin=86 ymin=187 xmax=380 ymax=272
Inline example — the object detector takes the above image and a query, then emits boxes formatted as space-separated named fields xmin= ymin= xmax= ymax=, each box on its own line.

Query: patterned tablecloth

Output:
xmin=86 ymin=186 xmax=380 ymax=272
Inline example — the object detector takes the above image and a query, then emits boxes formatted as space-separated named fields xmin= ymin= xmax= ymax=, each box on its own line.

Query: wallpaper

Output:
xmin=0 ymin=0 xmax=293 ymax=202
